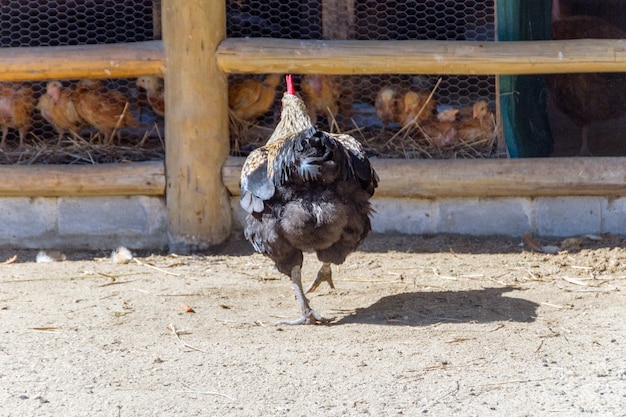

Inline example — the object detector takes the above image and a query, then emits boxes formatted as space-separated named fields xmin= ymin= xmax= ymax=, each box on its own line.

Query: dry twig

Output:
xmin=133 ymin=258 xmax=181 ymax=277
xmin=167 ymin=323 xmax=208 ymax=354
xmin=177 ymin=383 xmax=236 ymax=401
xmin=1 ymin=255 xmax=17 ymax=265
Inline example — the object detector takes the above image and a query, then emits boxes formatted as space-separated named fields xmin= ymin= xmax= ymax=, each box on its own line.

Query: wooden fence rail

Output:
xmin=216 ymin=38 xmax=626 ymax=75
xmin=0 ymin=39 xmax=624 ymax=82
xmin=1 ymin=157 xmax=624 ymax=199
xmin=0 ymin=41 xmax=164 ymax=81
xmin=224 ymin=157 xmax=626 ymax=198
xmin=0 ymin=161 xmax=165 ymax=197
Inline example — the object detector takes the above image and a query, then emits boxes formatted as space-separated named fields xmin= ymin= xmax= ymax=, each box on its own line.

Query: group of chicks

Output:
xmin=0 ymin=73 xmax=336 ymax=150
xmin=228 ymin=73 xmax=496 ymax=150
xmin=1 ymin=73 xmax=495 ymax=151
xmin=0 ymin=76 xmax=165 ymax=149
xmin=228 ymin=73 xmax=340 ymax=127
xmin=375 ymin=85 xmax=496 ymax=147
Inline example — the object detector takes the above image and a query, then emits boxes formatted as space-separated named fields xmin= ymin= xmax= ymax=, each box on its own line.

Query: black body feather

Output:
xmin=240 ymin=91 xmax=378 ymax=276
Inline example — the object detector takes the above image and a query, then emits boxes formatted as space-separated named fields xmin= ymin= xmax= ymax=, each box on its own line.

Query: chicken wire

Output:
xmin=0 ymin=0 xmax=160 ymax=163
xmin=227 ymin=0 xmax=499 ymax=158
xmin=0 ymin=1 xmax=499 ymax=162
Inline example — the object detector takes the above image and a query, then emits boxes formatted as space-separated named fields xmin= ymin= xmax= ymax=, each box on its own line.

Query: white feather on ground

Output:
xmin=110 ymin=246 xmax=133 ymax=264
xmin=36 ymin=250 xmax=66 ymax=263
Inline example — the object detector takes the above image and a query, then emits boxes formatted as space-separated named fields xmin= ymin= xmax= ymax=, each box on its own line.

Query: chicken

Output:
xmin=375 ymin=85 xmax=401 ymax=129
xmin=136 ymin=76 xmax=165 ymax=117
xmin=228 ymin=74 xmax=281 ymax=123
xmin=420 ymin=108 xmax=459 ymax=147
xmin=301 ymin=74 xmax=340 ymax=126
xmin=546 ymin=0 xmax=626 ymax=155
xmin=72 ymin=79 xmax=138 ymax=144
xmin=240 ymin=75 xmax=378 ymax=325
xmin=0 ymin=82 xmax=35 ymax=149
xmin=456 ymin=100 xmax=495 ymax=142
xmin=398 ymin=89 xmax=436 ymax=128
xmin=37 ymin=81 xmax=86 ymax=145
xmin=457 ymin=99 xmax=489 ymax=120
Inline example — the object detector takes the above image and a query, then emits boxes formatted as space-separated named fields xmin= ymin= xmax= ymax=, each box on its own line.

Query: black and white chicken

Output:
xmin=240 ymin=75 xmax=379 ymax=325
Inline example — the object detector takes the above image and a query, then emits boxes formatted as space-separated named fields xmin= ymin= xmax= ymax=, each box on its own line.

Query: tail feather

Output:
xmin=270 ymin=130 xmax=351 ymax=186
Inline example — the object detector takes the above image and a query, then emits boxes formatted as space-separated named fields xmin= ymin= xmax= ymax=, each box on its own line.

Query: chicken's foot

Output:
xmin=305 ymin=262 xmax=334 ymax=293
xmin=277 ymin=265 xmax=336 ymax=325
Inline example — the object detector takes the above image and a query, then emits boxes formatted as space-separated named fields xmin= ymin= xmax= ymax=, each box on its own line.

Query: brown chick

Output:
xmin=375 ymin=86 xmax=401 ymax=129
xmin=228 ymin=74 xmax=281 ymax=123
xmin=136 ymin=76 xmax=164 ymax=116
xmin=73 ymin=79 xmax=138 ymax=144
xmin=458 ymin=99 xmax=489 ymax=121
xmin=456 ymin=100 xmax=495 ymax=142
xmin=398 ymin=90 xmax=436 ymax=128
xmin=301 ymin=74 xmax=340 ymax=125
xmin=0 ymin=82 xmax=35 ymax=149
xmin=37 ymin=81 xmax=86 ymax=145
xmin=420 ymin=108 xmax=459 ymax=147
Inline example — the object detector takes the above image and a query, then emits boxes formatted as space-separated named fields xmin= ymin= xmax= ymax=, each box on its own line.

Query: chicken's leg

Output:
xmin=305 ymin=262 xmax=335 ymax=293
xmin=0 ymin=127 xmax=8 ymax=149
xmin=578 ymin=125 xmax=592 ymax=156
xmin=277 ymin=265 xmax=336 ymax=325
xmin=18 ymin=128 xmax=28 ymax=149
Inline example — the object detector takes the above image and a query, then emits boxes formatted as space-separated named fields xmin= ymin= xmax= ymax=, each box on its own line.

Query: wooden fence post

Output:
xmin=162 ymin=0 xmax=232 ymax=253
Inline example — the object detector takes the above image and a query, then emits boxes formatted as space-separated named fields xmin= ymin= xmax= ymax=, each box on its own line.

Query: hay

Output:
xmin=228 ymin=78 xmax=505 ymax=160
xmin=358 ymin=117 xmax=502 ymax=160
xmin=0 ymin=126 xmax=164 ymax=165
xmin=0 ymin=103 xmax=504 ymax=165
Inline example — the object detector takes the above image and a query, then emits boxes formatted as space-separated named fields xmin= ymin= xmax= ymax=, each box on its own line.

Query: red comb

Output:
xmin=286 ymin=74 xmax=295 ymax=95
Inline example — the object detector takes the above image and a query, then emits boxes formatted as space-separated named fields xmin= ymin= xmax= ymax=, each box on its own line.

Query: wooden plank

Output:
xmin=0 ymin=41 xmax=165 ymax=82
xmin=1 ymin=156 xmax=623 ymax=199
xmin=0 ymin=161 xmax=165 ymax=197
xmin=162 ymin=0 xmax=232 ymax=253
xmin=153 ymin=0 xmax=162 ymax=41
xmin=0 ymin=37 xmax=621 ymax=83
xmin=216 ymin=38 xmax=626 ymax=75
xmin=223 ymin=156 xmax=626 ymax=198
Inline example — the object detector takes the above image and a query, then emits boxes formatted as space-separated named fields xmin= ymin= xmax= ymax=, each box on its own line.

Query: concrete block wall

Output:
xmin=1 ymin=195 xmax=624 ymax=250
xmin=371 ymin=196 xmax=626 ymax=237
xmin=0 ymin=196 xmax=168 ymax=250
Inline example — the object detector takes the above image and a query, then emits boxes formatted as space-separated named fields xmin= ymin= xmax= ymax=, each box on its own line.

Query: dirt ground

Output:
xmin=1 ymin=232 xmax=625 ymax=417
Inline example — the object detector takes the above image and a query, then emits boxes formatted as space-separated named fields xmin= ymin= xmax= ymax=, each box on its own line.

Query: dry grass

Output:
xmin=228 ymin=111 xmax=274 ymax=156
xmin=360 ymin=113 xmax=502 ymax=159
xmin=0 ymin=125 xmax=165 ymax=165
xmin=228 ymin=78 xmax=504 ymax=160
xmin=0 ymin=103 xmax=503 ymax=165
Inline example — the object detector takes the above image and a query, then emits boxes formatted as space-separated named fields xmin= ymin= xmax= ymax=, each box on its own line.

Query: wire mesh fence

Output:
xmin=227 ymin=0 xmax=500 ymax=159
xmin=0 ymin=0 xmax=161 ymax=164
xmin=0 ymin=0 xmax=500 ymax=163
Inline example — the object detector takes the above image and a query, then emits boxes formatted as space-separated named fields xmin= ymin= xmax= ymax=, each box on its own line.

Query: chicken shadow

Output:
xmin=335 ymin=286 xmax=537 ymax=326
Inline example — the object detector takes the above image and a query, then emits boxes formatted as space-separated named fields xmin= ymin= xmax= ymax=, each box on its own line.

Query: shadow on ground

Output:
xmin=336 ymin=286 xmax=537 ymax=326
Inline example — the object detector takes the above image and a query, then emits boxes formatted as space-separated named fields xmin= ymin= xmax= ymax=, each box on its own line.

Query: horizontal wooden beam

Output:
xmin=217 ymin=38 xmax=626 ymax=75
xmin=0 ymin=161 xmax=165 ymax=197
xmin=1 ymin=157 xmax=624 ymax=199
xmin=0 ymin=41 xmax=165 ymax=82
xmin=224 ymin=156 xmax=626 ymax=198
xmin=0 ymin=38 xmax=622 ymax=82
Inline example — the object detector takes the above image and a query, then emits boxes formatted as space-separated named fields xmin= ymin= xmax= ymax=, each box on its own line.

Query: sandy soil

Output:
xmin=1 ymin=232 xmax=625 ymax=417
